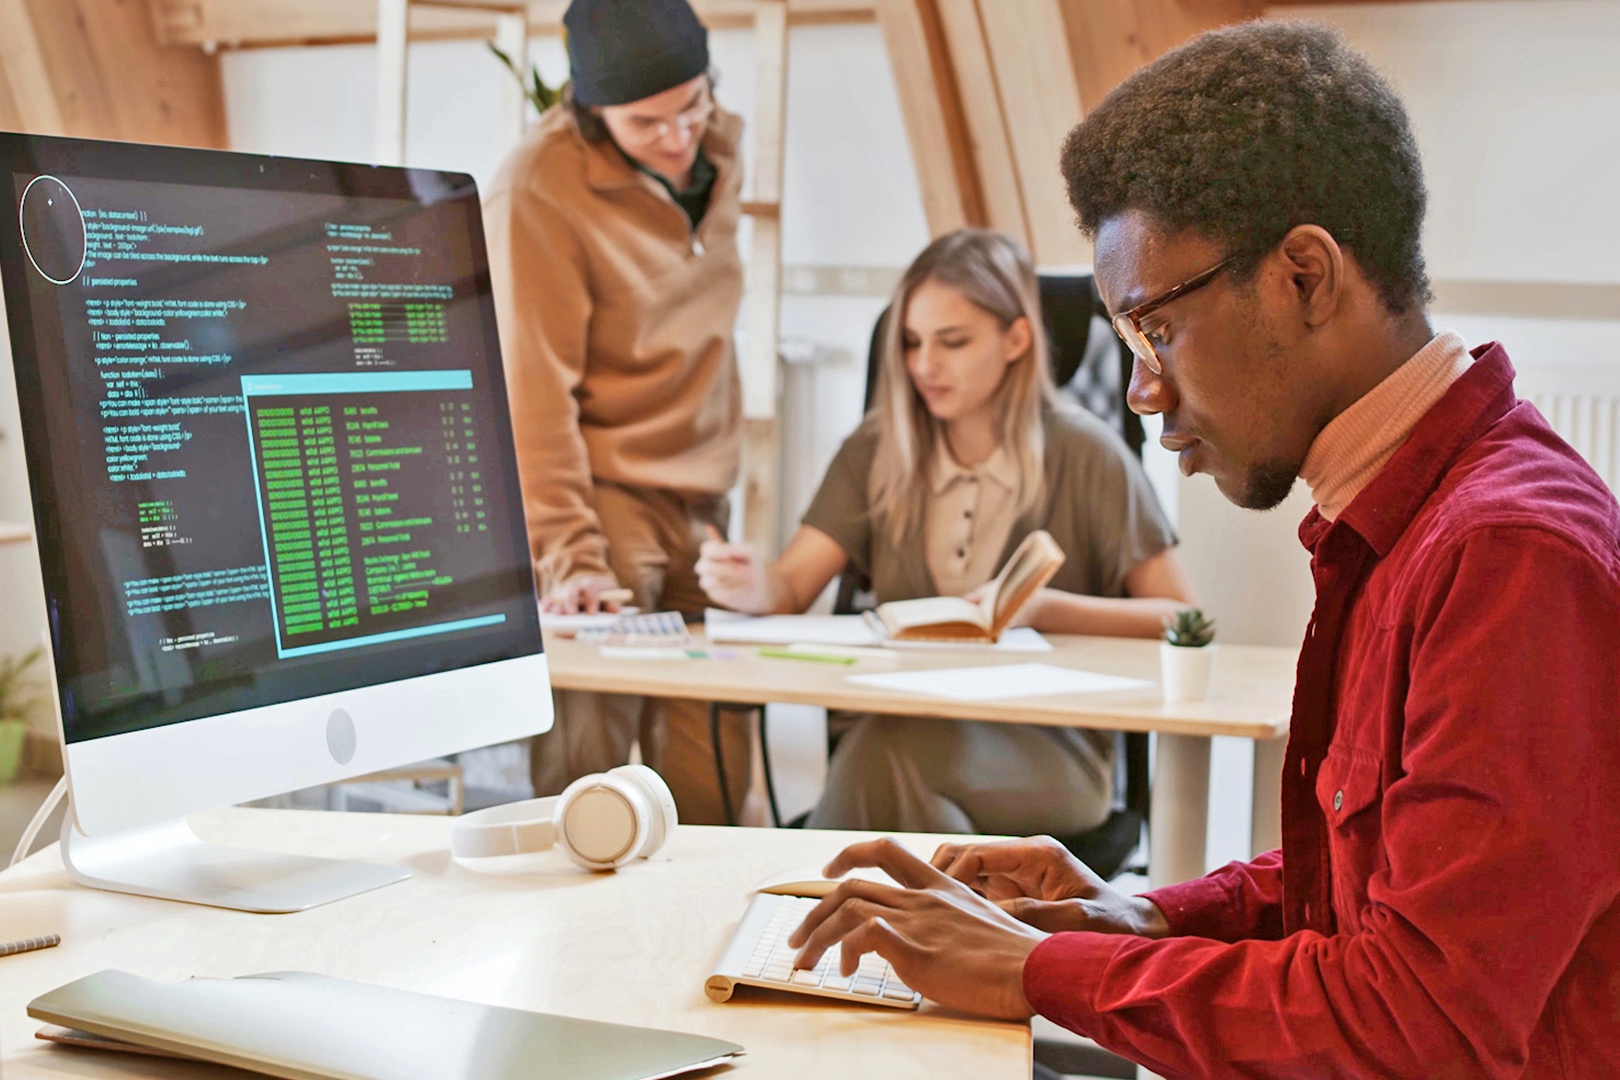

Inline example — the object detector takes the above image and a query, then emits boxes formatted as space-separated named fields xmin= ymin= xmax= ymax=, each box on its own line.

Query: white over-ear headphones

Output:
xmin=448 ymin=764 xmax=678 ymax=871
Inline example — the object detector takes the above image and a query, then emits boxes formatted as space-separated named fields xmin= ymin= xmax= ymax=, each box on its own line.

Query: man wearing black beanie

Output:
xmin=484 ymin=0 xmax=753 ymax=825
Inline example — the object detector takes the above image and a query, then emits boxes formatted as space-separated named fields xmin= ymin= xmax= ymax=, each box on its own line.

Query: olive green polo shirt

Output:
xmin=802 ymin=404 xmax=1177 ymax=604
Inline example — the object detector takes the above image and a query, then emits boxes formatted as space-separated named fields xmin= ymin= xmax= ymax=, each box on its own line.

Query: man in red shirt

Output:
xmin=788 ymin=23 xmax=1620 ymax=1078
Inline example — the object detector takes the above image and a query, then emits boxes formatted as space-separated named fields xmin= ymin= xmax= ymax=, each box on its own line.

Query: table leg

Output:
xmin=1148 ymin=733 xmax=1211 ymax=890
xmin=1250 ymin=736 xmax=1286 ymax=856
xmin=709 ymin=702 xmax=736 ymax=826
xmin=756 ymin=707 xmax=782 ymax=827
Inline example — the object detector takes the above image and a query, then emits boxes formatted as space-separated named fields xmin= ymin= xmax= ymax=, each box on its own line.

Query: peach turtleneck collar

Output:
xmin=1300 ymin=330 xmax=1473 ymax=521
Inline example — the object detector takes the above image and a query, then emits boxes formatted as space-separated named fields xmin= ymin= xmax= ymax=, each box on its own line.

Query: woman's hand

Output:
xmin=963 ymin=583 xmax=1050 ymax=628
xmin=696 ymin=526 xmax=774 ymax=613
xmin=931 ymin=835 xmax=1169 ymax=937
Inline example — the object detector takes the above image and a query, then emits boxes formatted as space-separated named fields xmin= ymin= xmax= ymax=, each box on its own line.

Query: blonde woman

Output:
xmin=698 ymin=229 xmax=1193 ymax=835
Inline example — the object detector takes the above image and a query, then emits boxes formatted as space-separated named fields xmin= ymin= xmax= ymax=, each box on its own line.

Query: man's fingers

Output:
xmin=788 ymin=878 xmax=914 ymax=951
xmin=930 ymin=843 xmax=966 ymax=872
xmin=824 ymin=837 xmax=954 ymax=891
xmin=835 ymin=916 xmax=915 ymax=980
xmin=790 ymin=894 xmax=894 ymax=971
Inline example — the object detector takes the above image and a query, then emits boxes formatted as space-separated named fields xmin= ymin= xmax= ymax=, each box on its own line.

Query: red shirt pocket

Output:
xmin=1315 ymin=746 xmax=1386 ymax=933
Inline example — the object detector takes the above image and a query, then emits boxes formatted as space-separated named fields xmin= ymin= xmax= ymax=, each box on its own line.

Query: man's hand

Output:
xmin=786 ymin=838 xmax=1048 ymax=1020
xmin=541 ymin=574 xmax=625 ymax=615
xmin=931 ymin=836 xmax=1170 ymax=938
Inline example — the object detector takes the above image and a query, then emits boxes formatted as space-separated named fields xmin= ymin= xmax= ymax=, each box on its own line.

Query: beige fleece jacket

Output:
xmin=483 ymin=104 xmax=744 ymax=589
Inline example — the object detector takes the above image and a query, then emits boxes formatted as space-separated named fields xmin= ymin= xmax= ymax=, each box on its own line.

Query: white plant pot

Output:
xmin=1160 ymin=642 xmax=1215 ymax=703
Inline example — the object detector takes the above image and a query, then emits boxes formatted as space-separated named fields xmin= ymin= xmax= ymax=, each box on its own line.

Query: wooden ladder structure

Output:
xmin=371 ymin=0 xmax=791 ymax=552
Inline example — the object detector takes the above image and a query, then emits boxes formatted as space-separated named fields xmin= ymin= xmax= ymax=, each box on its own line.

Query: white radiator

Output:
xmin=1514 ymin=362 xmax=1620 ymax=494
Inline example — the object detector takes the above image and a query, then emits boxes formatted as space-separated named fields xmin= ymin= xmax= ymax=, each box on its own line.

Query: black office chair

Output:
xmin=830 ymin=273 xmax=1149 ymax=883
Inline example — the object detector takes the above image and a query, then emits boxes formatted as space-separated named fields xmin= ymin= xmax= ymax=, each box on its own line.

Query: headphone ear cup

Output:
xmin=606 ymin=764 xmax=677 ymax=857
xmin=554 ymin=772 xmax=644 ymax=871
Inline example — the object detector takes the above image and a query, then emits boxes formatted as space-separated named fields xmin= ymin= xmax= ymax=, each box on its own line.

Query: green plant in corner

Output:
xmin=488 ymin=42 xmax=561 ymax=115
xmin=0 ymin=645 xmax=46 ymax=782
xmin=1163 ymin=608 xmax=1216 ymax=649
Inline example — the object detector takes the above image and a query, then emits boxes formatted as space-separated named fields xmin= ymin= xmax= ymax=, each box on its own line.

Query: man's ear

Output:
xmin=1277 ymin=224 xmax=1344 ymax=329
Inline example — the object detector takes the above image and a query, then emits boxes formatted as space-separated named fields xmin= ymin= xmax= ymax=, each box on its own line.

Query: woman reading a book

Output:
xmin=697 ymin=229 xmax=1193 ymax=834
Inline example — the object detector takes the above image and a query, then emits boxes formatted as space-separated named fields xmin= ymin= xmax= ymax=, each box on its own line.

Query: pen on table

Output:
xmin=758 ymin=646 xmax=857 ymax=665
xmin=0 ymin=934 xmax=60 ymax=959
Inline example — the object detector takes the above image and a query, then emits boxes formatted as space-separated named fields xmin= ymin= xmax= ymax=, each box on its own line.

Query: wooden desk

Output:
xmin=546 ymin=631 xmax=1298 ymax=887
xmin=0 ymin=809 xmax=1028 ymax=1078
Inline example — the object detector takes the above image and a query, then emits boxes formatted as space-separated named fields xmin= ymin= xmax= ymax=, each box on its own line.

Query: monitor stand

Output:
xmin=59 ymin=809 xmax=410 ymax=913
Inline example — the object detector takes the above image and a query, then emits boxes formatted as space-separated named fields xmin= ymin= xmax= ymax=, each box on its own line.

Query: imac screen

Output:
xmin=0 ymin=135 xmax=541 ymax=744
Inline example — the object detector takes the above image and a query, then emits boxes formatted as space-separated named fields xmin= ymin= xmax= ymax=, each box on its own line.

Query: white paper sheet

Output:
xmin=703 ymin=609 xmax=882 ymax=646
xmin=846 ymin=662 xmax=1153 ymax=702
xmin=704 ymin=611 xmax=1052 ymax=652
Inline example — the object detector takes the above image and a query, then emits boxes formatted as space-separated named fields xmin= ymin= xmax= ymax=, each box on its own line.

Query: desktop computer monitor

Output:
xmin=0 ymin=133 xmax=552 ymax=910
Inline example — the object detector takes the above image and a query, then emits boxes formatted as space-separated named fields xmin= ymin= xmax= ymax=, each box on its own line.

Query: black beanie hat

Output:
xmin=565 ymin=0 xmax=710 ymax=107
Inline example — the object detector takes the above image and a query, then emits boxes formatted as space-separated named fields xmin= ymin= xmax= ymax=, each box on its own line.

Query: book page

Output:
xmin=988 ymin=531 xmax=1065 ymax=633
xmin=875 ymin=596 xmax=988 ymax=637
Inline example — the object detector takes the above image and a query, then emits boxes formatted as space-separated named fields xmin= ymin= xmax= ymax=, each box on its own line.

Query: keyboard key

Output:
xmin=882 ymin=984 xmax=916 ymax=1001
xmin=822 ymin=975 xmax=852 ymax=992
xmin=790 ymin=969 xmax=822 ymax=987
xmin=850 ymin=977 xmax=884 ymax=996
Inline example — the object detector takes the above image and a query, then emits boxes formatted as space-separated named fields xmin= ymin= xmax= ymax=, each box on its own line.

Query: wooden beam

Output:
xmin=873 ymin=0 xmax=984 ymax=236
xmin=975 ymin=0 xmax=1089 ymax=265
xmin=0 ymin=0 xmax=65 ymax=134
xmin=491 ymin=8 xmax=530 ymax=159
xmin=1059 ymin=0 xmax=1264 ymax=111
xmin=742 ymin=1 xmax=789 ymax=551
xmin=2 ymin=0 xmax=224 ymax=145
xmin=933 ymin=0 xmax=1028 ymax=247
xmin=147 ymin=0 xmax=870 ymax=49
xmin=0 ymin=67 xmax=21 ymax=132
xmin=374 ymin=0 xmax=410 ymax=165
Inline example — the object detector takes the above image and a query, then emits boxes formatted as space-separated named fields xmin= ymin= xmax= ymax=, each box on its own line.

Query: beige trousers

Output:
xmin=806 ymin=715 xmax=1115 ymax=836
xmin=531 ymin=482 xmax=754 ymax=825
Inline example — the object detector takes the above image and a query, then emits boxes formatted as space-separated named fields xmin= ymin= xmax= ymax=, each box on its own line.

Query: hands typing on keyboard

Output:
xmin=709 ymin=837 xmax=1081 ymax=1020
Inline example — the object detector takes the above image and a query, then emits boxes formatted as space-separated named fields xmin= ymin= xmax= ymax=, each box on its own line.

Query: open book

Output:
xmin=869 ymin=530 xmax=1065 ymax=643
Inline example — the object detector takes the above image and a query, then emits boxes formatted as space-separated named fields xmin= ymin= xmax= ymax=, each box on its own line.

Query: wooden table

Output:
xmin=546 ymin=631 xmax=1297 ymax=887
xmin=0 ymin=809 xmax=1029 ymax=1078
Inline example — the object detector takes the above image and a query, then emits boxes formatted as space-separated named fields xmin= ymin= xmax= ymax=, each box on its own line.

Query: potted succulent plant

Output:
xmin=1160 ymin=609 xmax=1216 ymax=703
xmin=0 ymin=645 xmax=45 ymax=782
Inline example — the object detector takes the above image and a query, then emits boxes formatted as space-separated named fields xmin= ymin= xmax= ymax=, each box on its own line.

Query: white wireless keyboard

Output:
xmin=705 ymin=893 xmax=921 ymax=1009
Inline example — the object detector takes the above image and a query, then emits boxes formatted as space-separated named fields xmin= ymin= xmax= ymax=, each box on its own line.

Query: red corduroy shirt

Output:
xmin=1024 ymin=343 xmax=1620 ymax=1078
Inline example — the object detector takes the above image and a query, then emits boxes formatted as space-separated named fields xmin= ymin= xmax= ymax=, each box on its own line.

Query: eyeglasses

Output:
xmin=1110 ymin=253 xmax=1239 ymax=375
xmin=611 ymin=95 xmax=714 ymax=150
